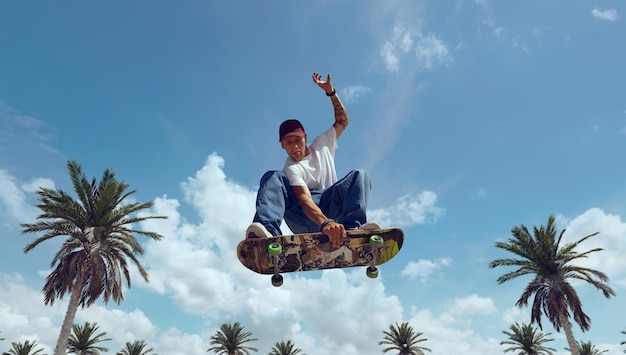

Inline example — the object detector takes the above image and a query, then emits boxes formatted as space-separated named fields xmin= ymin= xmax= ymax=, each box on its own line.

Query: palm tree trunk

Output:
xmin=53 ymin=274 xmax=85 ymax=355
xmin=561 ymin=311 xmax=580 ymax=355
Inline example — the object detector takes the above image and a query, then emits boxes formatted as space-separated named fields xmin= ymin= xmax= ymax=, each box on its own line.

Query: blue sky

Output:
xmin=1 ymin=1 xmax=626 ymax=354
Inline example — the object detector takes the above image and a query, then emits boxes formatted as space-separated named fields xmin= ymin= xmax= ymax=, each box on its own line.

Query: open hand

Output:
xmin=312 ymin=72 xmax=334 ymax=94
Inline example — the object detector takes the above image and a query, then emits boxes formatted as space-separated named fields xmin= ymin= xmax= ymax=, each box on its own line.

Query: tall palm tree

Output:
xmin=67 ymin=321 xmax=111 ymax=354
xmin=21 ymin=160 xmax=166 ymax=355
xmin=566 ymin=340 xmax=608 ymax=355
xmin=378 ymin=322 xmax=431 ymax=354
xmin=116 ymin=340 xmax=156 ymax=355
xmin=488 ymin=215 xmax=615 ymax=355
xmin=268 ymin=340 xmax=305 ymax=355
xmin=500 ymin=322 xmax=556 ymax=354
xmin=1 ymin=340 xmax=46 ymax=355
xmin=207 ymin=322 xmax=258 ymax=354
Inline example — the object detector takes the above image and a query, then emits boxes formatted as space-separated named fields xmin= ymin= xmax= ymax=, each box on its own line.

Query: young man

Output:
xmin=246 ymin=72 xmax=379 ymax=247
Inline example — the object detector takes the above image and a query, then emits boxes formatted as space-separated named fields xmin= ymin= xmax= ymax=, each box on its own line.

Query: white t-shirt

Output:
xmin=283 ymin=127 xmax=338 ymax=190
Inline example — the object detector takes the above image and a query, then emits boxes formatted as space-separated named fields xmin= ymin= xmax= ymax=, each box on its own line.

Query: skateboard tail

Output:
xmin=376 ymin=238 xmax=401 ymax=266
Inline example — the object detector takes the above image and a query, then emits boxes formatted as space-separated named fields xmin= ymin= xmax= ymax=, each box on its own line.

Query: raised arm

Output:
xmin=312 ymin=72 xmax=349 ymax=139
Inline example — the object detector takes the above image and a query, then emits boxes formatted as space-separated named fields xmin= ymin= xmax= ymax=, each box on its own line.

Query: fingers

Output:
xmin=312 ymin=72 xmax=322 ymax=83
xmin=330 ymin=233 xmax=344 ymax=248
xmin=322 ymin=221 xmax=345 ymax=247
xmin=312 ymin=72 xmax=330 ymax=84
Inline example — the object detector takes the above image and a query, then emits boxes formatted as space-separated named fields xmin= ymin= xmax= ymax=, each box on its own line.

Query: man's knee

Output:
xmin=260 ymin=170 xmax=287 ymax=185
xmin=347 ymin=169 xmax=370 ymax=186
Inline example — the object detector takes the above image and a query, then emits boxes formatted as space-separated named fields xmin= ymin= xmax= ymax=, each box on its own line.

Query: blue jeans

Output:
xmin=252 ymin=169 xmax=371 ymax=236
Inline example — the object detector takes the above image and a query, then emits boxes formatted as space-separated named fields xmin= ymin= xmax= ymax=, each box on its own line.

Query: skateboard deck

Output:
xmin=237 ymin=228 xmax=403 ymax=285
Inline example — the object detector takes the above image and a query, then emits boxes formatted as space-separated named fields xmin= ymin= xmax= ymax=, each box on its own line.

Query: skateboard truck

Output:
xmin=366 ymin=235 xmax=384 ymax=278
xmin=268 ymin=242 xmax=284 ymax=287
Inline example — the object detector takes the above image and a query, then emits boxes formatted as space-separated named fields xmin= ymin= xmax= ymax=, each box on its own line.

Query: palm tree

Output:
xmin=488 ymin=215 xmax=615 ymax=355
xmin=207 ymin=322 xmax=258 ymax=354
xmin=566 ymin=340 xmax=608 ymax=355
xmin=1 ymin=340 xmax=46 ymax=355
xmin=500 ymin=322 xmax=556 ymax=354
xmin=378 ymin=322 xmax=431 ymax=354
xmin=21 ymin=160 xmax=166 ymax=355
xmin=268 ymin=340 xmax=305 ymax=355
xmin=621 ymin=329 xmax=626 ymax=353
xmin=67 ymin=321 xmax=111 ymax=354
xmin=116 ymin=340 xmax=156 ymax=355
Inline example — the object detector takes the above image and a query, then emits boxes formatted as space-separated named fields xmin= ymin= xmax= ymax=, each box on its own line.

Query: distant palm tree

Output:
xmin=1 ymin=340 xmax=46 ymax=355
xmin=207 ymin=322 xmax=258 ymax=354
xmin=489 ymin=215 xmax=615 ymax=355
xmin=268 ymin=340 xmax=305 ymax=355
xmin=21 ymin=160 xmax=166 ymax=355
xmin=500 ymin=322 xmax=556 ymax=354
xmin=379 ymin=322 xmax=431 ymax=354
xmin=116 ymin=340 xmax=156 ymax=355
xmin=67 ymin=321 xmax=111 ymax=354
xmin=566 ymin=340 xmax=608 ymax=355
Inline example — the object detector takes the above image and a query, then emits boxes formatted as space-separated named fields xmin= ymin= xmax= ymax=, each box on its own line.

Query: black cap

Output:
xmin=279 ymin=119 xmax=305 ymax=141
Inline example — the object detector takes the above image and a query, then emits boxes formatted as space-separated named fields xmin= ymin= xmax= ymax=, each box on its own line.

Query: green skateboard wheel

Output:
xmin=370 ymin=235 xmax=384 ymax=247
xmin=366 ymin=266 xmax=379 ymax=278
xmin=271 ymin=274 xmax=284 ymax=287
xmin=268 ymin=242 xmax=282 ymax=256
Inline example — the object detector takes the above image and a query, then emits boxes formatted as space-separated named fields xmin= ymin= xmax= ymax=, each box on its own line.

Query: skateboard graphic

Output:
xmin=237 ymin=228 xmax=404 ymax=286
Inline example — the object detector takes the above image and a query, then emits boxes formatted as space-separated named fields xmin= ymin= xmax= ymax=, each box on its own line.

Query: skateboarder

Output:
xmin=246 ymin=72 xmax=379 ymax=247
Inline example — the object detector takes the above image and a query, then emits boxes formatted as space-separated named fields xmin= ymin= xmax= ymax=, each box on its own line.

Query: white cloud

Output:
xmin=561 ymin=208 xmax=626 ymax=287
xmin=512 ymin=36 xmax=529 ymax=54
xmin=0 ymin=274 xmax=58 ymax=354
xmin=341 ymin=85 xmax=372 ymax=103
xmin=475 ymin=0 xmax=502 ymax=37
xmin=591 ymin=8 xmax=618 ymax=21
xmin=407 ymin=307 xmax=503 ymax=354
xmin=0 ymin=273 xmax=206 ymax=355
xmin=493 ymin=26 xmax=504 ymax=38
xmin=415 ymin=34 xmax=452 ymax=70
xmin=157 ymin=328 xmax=208 ymax=355
xmin=501 ymin=306 xmax=524 ymax=325
xmin=401 ymin=258 xmax=451 ymax=282
xmin=447 ymin=294 xmax=497 ymax=317
xmin=380 ymin=26 xmax=452 ymax=73
xmin=0 ymin=102 xmax=61 ymax=157
xmin=380 ymin=42 xmax=400 ymax=72
xmin=369 ymin=191 xmax=445 ymax=227
xmin=78 ymin=308 xmax=159 ymax=344
xmin=21 ymin=177 xmax=55 ymax=193
xmin=0 ymin=170 xmax=45 ymax=229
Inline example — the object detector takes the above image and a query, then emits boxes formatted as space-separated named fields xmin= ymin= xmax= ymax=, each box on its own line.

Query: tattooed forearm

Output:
xmin=331 ymin=95 xmax=349 ymax=128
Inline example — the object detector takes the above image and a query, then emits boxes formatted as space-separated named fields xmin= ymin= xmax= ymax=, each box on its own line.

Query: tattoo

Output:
xmin=332 ymin=101 xmax=347 ymax=127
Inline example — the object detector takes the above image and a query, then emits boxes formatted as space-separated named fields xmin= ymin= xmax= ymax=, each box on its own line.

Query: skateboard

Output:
xmin=237 ymin=228 xmax=404 ymax=286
